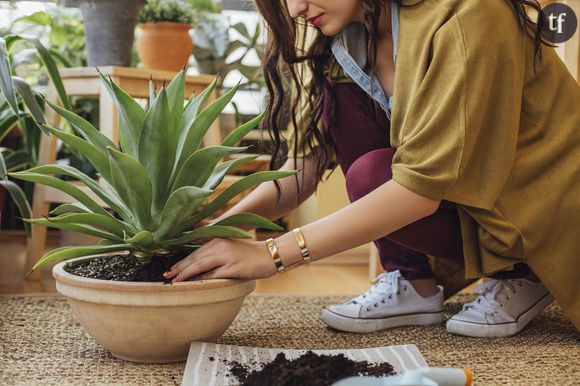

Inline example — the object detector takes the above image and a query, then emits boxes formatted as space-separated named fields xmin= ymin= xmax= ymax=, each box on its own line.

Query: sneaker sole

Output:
xmin=446 ymin=293 xmax=554 ymax=338
xmin=320 ymin=309 xmax=445 ymax=333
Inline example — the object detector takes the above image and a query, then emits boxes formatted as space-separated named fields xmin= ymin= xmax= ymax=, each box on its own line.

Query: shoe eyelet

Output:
xmin=366 ymin=307 xmax=371 ymax=311
xmin=500 ymin=303 xmax=504 ymax=307
xmin=388 ymin=295 xmax=392 ymax=299
xmin=381 ymin=299 xmax=386 ymax=303
xmin=404 ymin=287 xmax=407 ymax=291
xmin=374 ymin=303 xmax=378 ymax=307
xmin=506 ymin=296 xmax=510 ymax=300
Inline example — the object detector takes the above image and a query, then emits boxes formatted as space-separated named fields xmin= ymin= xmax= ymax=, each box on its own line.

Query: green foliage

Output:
xmin=193 ymin=16 xmax=264 ymax=89
xmin=5 ymin=40 xmax=294 ymax=270
xmin=137 ymin=0 xmax=195 ymax=25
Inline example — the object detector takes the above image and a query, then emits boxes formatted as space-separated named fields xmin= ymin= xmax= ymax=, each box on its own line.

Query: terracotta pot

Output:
xmin=53 ymin=256 xmax=255 ymax=363
xmin=137 ymin=22 xmax=194 ymax=71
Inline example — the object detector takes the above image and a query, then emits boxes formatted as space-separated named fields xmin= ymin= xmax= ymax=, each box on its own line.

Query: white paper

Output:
xmin=182 ymin=343 xmax=428 ymax=386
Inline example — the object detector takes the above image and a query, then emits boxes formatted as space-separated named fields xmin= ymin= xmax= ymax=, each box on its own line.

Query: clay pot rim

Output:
xmin=138 ymin=21 xmax=192 ymax=30
xmin=52 ymin=255 xmax=251 ymax=292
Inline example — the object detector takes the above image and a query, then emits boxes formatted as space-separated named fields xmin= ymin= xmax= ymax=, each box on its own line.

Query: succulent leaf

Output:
xmin=155 ymin=186 xmax=214 ymax=240
xmin=107 ymin=147 xmax=154 ymax=230
xmin=175 ymin=82 xmax=238 ymax=171
xmin=44 ymin=98 xmax=116 ymax=153
xmin=98 ymin=72 xmax=145 ymax=158
xmin=138 ymin=88 xmax=176 ymax=214
xmin=184 ymin=170 xmax=296 ymax=230
xmin=170 ymin=145 xmax=248 ymax=193
xmin=213 ymin=213 xmax=284 ymax=231
xmin=31 ymin=244 xmax=133 ymax=270
xmin=163 ymin=225 xmax=252 ymax=248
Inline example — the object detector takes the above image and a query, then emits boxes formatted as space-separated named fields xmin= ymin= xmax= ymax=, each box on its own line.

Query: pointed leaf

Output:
xmin=41 ymin=124 xmax=112 ymax=183
xmin=222 ymin=112 xmax=264 ymax=147
xmin=176 ymin=79 xmax=216 ymax=158
xmin=24 ymin=218 xmax=122 ymax=243
xmin=203 ymin=154 xmax=259 ymax=190
xmin=155 ymin=186 xmax=214 ymax=240
xmin=163 ymin=225 xmax=252 ymax=248
xmin=27 ymin=164 xmax=132 ymax=222
xmin=0 ymin=180 xmax=32 ymax=236
xmin=98 ymin=72 xmax=145 ymax=157
xmin=0 ymin=39 xmax=18 ymax=115
xmin=49 ymin=213 xmax=129 ymax=238
xmin=30 ymin=244 xmax=132 ymax=270
xmin=149 ymin=78 xmax=156 ymax=106
xmin=170 ymin=145 xmax=248 ymax=193
xmin=165 ymin=69 xmax=185 ymax=135
xmin=176 ymin=82 xmax=238 ymax=170
xmin=213 ymin=213 xmax=283 ymax=231
xmin=138 ymin=88 xmax=175 ymax=215
xmin=0 ymin=115 xmax=18 ymax=143
xmin=44 ymin=98 xmax=116 ymax=153
xmin=50 ymin=203 xmax=90 ymax=216
xmin=125 ymin=230 xmax=156 ymax=249
xmin=9 ymin=171 xmax=111 ymax=217
xmin=12 ymin=77 xmax=46 ymax=126
xmin=6 ymin=35 xmax=71 ymax=110
xmin=108 ymin=147 xmax=154 ymax=230
xmin=3 ymin=149 xmax=31 ymax=172
xmin=184 ymin=170 xmax=296 ymax=229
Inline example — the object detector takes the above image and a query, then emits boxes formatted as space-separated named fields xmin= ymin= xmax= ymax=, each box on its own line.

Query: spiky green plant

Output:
xmin=10 ymin=69 xmax=294 ymax=272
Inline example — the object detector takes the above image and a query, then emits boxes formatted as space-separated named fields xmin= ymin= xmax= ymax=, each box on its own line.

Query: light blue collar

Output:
xmin=331 ymin=1 xmax=399 ymax=119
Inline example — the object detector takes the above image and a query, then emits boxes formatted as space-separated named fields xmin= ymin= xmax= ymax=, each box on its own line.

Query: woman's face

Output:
xmin=285 ymin=0 xmax=364 ymax=36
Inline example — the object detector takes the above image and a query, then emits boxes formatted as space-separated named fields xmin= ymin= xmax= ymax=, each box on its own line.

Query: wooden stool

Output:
xmin=26 ymin=66 xmax=220 ymax=281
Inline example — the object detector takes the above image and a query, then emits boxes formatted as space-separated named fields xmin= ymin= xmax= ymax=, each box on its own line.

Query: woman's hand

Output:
xmin=163 ymin=238 xmax=277 ymax=282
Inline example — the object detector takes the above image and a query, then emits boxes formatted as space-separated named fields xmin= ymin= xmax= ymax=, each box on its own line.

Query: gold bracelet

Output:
xmin=266 ymin=238 xmax=284 ymax=273
xmin=292 ymin=227 xmax=311 ymax=264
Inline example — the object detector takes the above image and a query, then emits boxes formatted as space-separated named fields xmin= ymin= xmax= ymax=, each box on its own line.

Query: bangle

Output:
xmin=283 ymin=227 xmax=311 ymax=271
xmin=292 ymin=227 xmax=311 ymax=263
xmin=266 ymin=238 xmax=284 ymax=273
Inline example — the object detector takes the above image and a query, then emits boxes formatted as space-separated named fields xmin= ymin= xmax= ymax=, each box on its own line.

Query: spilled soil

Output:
xmin=224 ymin=351 xmax=396 ymax=386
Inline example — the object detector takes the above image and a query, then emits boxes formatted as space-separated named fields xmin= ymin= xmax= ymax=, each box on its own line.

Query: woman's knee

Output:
xmin=345 ymin=148 xmax=396 ymax=202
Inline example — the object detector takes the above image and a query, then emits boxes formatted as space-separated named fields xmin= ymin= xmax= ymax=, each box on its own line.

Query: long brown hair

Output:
xmin=254 ymin=0 xmax=552 ymax=193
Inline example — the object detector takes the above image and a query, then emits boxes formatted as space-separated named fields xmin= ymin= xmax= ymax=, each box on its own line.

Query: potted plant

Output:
xmin=3 ymin=39 xmax=294 ymax=362
xmin=136 ymin=0 xmax=196 ymax=71
xmin=63 ymin=0 xmax=146 ymax=66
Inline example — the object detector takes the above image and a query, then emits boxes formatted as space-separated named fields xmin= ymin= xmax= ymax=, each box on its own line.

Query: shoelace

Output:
xmin=348 ymin=270 xmax=405 ymax=311
xmin=463 ymin=278 xmax=523 ymax=317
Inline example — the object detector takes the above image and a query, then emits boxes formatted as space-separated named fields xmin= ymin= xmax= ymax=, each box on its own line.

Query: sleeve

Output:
xmin=390 ymin=14 xmax=526 ymax=209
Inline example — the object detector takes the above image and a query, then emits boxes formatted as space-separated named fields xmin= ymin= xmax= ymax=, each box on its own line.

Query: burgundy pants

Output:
xmin=324 ymin=83 xmax=528 ymax=280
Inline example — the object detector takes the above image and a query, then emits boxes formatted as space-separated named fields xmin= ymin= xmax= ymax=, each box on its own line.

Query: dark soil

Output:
xmin=226 ymin=351 xmax=396 ymax=386
xmin=64 ymin=253 xmax=188 ymax=282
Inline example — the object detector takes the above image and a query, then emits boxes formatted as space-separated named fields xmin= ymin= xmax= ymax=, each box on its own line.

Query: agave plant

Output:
xmin=10 ymin=69 xmax=294 ymax=273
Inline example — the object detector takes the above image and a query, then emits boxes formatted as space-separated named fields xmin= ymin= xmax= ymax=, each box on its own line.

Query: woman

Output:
xmin=164 ymin=0 xmax=580 ymax=337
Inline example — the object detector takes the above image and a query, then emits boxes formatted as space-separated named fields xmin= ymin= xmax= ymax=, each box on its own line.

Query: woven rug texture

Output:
xmin=0 ymin=293 xmax=578 ymax=385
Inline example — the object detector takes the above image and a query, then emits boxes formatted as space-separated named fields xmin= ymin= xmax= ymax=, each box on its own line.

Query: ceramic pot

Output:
xmin=137 ymin=22 xmax=194 ymax=71
xmin=68 ymin=0 xmax=145 ymax=66
xmin=53 ymin=256 xmax=255 ymax=363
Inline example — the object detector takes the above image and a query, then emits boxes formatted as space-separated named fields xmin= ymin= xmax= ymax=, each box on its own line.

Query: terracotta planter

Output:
xmin=53 ymin=256 xmax=255 ymax=363
xmin=137 ymin=22 xmax=194 ymax=71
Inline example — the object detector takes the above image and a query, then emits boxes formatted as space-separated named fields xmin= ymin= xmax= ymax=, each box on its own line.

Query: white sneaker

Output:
xmin=320 ymin=270 xmax=445 ymax=333
xmin=446 ymin=278 xmax=554 ymax=337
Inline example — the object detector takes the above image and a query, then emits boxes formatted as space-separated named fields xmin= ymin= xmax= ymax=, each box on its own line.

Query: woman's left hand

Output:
xmin=163 ymin=238 xmax=277 ymax=282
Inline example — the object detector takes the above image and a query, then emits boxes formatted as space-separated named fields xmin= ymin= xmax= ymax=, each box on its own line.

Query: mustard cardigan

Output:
xmin=287 ymin=0 xmax=580 ymax=328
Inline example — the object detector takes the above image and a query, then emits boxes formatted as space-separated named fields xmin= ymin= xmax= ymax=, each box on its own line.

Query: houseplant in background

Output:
xmin=136 ymin=0 xmax=196 ymax=71
xmin=5 ymin=36 xmax=293 ymax=361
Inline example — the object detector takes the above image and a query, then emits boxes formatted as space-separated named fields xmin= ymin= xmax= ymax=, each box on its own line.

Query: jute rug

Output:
xmin=0 ymin=293 xmax=578 ymax=385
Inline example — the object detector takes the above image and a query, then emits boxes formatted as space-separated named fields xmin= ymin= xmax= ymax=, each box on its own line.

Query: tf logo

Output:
xmin=541 ymin=3 xmax=578 ymax=44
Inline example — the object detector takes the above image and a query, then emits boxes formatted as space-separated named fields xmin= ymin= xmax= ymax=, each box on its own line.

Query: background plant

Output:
xmin=137 ymin=0 xmax=196 ymax=25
